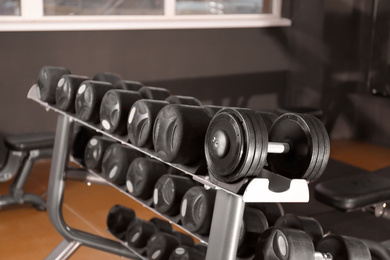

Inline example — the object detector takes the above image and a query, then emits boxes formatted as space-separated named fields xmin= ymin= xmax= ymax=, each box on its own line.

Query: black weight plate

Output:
xmin=267 ymin=113 xmax=319 ymax=180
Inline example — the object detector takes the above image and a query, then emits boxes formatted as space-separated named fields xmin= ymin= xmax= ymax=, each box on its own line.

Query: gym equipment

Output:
xmin=0 ymin=132 xmax=54 ymax=210
xmin=205 ymin=109 xmax=329 ymax=183
xmin=101 ymin=143 xmax=143 ymax=186
xmin=169 ymin=245 xmax=206 ymax=260
xmin=55 ymin=74 xmax=89 ymax=112
xmin=276 ymin=106 xmax=323 ymax=119
xmin=106 ymin=204 xmax=136 ymax=241
xmin=70 ymin=124 xmax=96 ymax=166
xmin=146 ymin=232 xmax=181 ymax=260
xmin=126 ymin=157 xmax=169 ymax=200
xmin=237 ymin=206 xmax=269 ymax=257
xmin=36 ymin=66 xmax=70 ymax=104
xmin=99 ymin=89 xmax=142 ymax=135
xmin=114 ymin=80 xmax=143 ymax=91
xmin=149 ymin=217 xmax=174 ymax=234
xmin=202 ymin=105 xmax=224 ymax=117
xmin=275 ymin=213 xmax=323 ymax=245
xmin=92 ymin=72 xmax=122 ymax=85
xmin=153 ymin=174 xmax=195 ymax=216
xmin=126 ymin=218 xmax=157 ymax=248
xmin=127 ymin=99 xmax=169 ymax=149
xmin=84 ymin=136 xmax=116 ymax=173
xmin=153 ymin=104 xmax=212 ymax=165
xmin=75 ymin=80 xmax=113 ymax=123
xmin=166 ymin=95 xmax=203 ymax=106
xmin=246 ymin=203 xmax=284 ymax=226
xmin=180 ymin=186 xmax=216 ymax=235
xmin=173 ymin=231 xmax=195 ymax=247
xmin=255 ymin=227 xmax=371 ymax=260
xmin=139 ymin=86 xmax=171 ymax=100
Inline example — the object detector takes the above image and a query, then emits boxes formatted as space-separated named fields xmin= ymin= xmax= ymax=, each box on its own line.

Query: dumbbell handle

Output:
xmin=268 ymin=142 xmax=290 ymax=154
xmin=314 ymin=252 xmax=333 ymax=260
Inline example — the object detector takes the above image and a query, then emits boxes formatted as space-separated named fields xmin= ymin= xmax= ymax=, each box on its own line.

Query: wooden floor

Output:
xmin=0 ymin=140 xmax=390 ymax=259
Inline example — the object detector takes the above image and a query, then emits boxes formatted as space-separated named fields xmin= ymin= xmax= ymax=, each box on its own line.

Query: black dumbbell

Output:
xmin=55 ymin=74 xmax=89 ymax=112
xmin=275 ymin=213 xmax=323 ymax=246
xmin=106 ymin=204 xmax=136 ymax=241
xmin=169 ymin=245 xmax=206 ymax=260
xmin=146 ymin=232 xmax=181 ymax=260
xmin=255 ymin=227 xmax=371 ymax=260
xmin=180 ymin=186 xmax=216 ymax=235
xmin=205 ymin=109 xmax=330 ymax=182
xmin=101 ymin=143 xmax=143 ymax=186
xmin=127 ymin=99 xmax=169 ymax=149
xmin=92 ymin=72 xmax=122 ymax=85
xmin=237 ymin=206 xmax=269 ymax=257
xmin=84 ymin=136 xmax=116 ymax=172
xmin=139 ymin=86 xmax=171 ymax=100
xmin=70 ymin=124 xmax=96 ymax=165
xmin=99 ymin=89 xmax=142 ymax=135
xmin=75 ymin=80 xmax=113 ymax=123
xmin=153 ymin=104 xmax=212 ymax=165
xmin=126 ymin=157 xmax=169 ymax=200
xmin=202 ymin=105 xmax=224 ymax=117
xmin=36 ymin=66 xmax=70 ymax=104
xmin=276 ymin=106 xmax=323 ymax=120
xmin=166 ymin=95 xmax=203 ymax=106
xmin=114 ymin=80 xmax=143 ymax=91
xmin=153 ymin=174 xmax=195 ymax=216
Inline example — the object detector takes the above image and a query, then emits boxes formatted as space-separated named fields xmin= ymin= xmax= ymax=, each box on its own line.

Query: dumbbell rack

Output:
xmin=27 ymin=85 xmax=310 ymax=260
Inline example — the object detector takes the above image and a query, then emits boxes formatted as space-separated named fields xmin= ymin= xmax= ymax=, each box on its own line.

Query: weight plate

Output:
xmin=267 ymin=113 xmax=319 ymax=180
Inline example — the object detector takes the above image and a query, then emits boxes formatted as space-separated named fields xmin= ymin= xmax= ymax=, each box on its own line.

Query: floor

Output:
xmin=0 ymin=140 xmax=390 ymax=259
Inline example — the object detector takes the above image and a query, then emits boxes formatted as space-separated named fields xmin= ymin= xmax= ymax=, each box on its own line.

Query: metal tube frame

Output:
xmin=46 ymin=114 xmax=140 ymax=259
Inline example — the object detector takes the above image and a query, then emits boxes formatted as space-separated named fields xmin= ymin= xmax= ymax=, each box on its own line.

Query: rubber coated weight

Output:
xmin=165 ymin=95 xmax=203 ymax=106
xmin=153 ymin=174 xmax=195 ymax=216
xmin=70 ymin=124 xmax=96 ymax=165
xmin=106 ymin=204 xmax=136 ymax=241
xmin=153 ymin=104 xmax=212 ymax=165
xmin=316 ymin=234 xmax=371 ymax=260
xmin=146 ymin=232 xmax=180 ymax=260
xmin=101 ymin=143 xmax=143 ymax=186
xmin=127 ymin=99 xmax=169 ymax=148
xmin=247 ymin=203 xmax=284 ymax=226
xmin=173 ymin=231 xmax=194 ymax=247
xmin=84 ymin=136 xmax=116 ymax=172
xmin=99 ymin=89 xmax=142 ymax=135
xmin=149 ymin=217 xmax=174 ymax=234
xmin=92 ymin=72 xmax=122 ymax=85
xmin=36 ymin=66 xmax=70 ymax=103
xmin=180 ymin=186 xmax=216 ymax=235
xmin=75 ymin=80 xmax=113 ymax=123
xmin=237 ymin=206 xmax=269 ymax=257
xmin=275 ymin=213 xmax=323 ymax=246
xmin=169 ymin=245 xmax=206 ymax=260
xmin=267 ymin=113 xmax=320 ymax=180
xmin=126 ymin=157 xmax=169 ymax=200
xmin=126 ymin=218 xmax=157 ymax=248
xmin=276 ymin=106 xmax=323 ymax=120
xmin=55 ymin=75 xmax=89 ymax=112
xmin=139 ymin=86 xmax=171 ymax=100
xmin=202 ymin=105 xmax=224 ymax=117
xmin=255 ymin=111 xmax=278 ymax=132
xmin=114 ymin=80 xmax=143 ymax=91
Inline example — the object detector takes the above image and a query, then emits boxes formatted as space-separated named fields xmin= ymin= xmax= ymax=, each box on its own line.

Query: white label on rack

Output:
xmin=181 ymin=199 xmax=187 ymax=217
xmin=128 ymin=107 xmax=136 ymax=124
xmin=175 ymin=248 xmax=185 ymax=255
xmin=152 ymin=250 xmax=161 ymax=259
xmin=102 ymin=119 xmax=111 ymax=130
xmin=109 ymin=166 xmax=118 ymax=179
xmin=131 ymin=232 xmax=140 ymax=243
xmin=58 ymin=78 xmax=65 ymax=88
xmin=90 ymin=138 xmax=98 ymax=146
xmin=78 ymin=84 xmax=86 ymax=94
xmin=153 ymin=189 xmax=158 ymax=204
xmin=126 ymin=180 xmax=134 ymax=193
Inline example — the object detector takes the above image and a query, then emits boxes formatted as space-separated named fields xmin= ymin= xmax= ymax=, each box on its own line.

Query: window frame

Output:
xmin=0 ymin=0 xmax=290 ymax=31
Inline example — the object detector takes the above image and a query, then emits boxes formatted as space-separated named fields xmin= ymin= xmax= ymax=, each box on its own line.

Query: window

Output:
xmin=0 ymin=0 xmax=290 ymax=31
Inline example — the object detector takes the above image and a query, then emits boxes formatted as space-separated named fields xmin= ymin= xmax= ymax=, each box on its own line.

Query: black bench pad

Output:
xmin=4 ymin=133 xmax=55 ymax=151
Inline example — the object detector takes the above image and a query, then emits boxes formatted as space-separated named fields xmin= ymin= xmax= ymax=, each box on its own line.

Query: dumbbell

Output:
xmin=237 ymin=206 xmax=269 ymax=257
xmin=205 ymin=109 xmax=330 ymax=183
xmin=165 ymin=95 xmax=203 ymax=106
xmin=36 ymin=66 xmax=70 ymax=104
xmin=75 ymin=80 xmax=113 ymax=123
xmin=275 ymin=213 xmax=323 ymax=246
xmin=99 ymin=89 xmax=142 ymax=135
xmin=114 ymin=80 xmax=143 ymax=91
xmin=92 ymin=72 xmax=122 ymax=85
xmin=153 ymin=174 xmax=195 ymax=216
xmin=70 ymin=124 xmax=96 ymax=165
xmin=202 ymin=105 xmax=225 ymax=117
xmin=106 ymin=204 xmax=136 ymax=241
xmin=84 ymin=136 xmax=116 ymax=172
xmin=255 ymin=227 xmax=371 ymax=260
xmin=147 ymin=231 xmax=195 ymax=260
xmin=180 ymin=186 xmax=216 ymax=235
xmin=276 ymin=106 xmax=323 ymax=120
xmin=55 ymin=74 xmax=89 ymax=112
xmin=153 ymin=104 xmax=213 ymax=165
xmin=127 ymin=99 xmax=169 ymax=148
xmin=101 ymin=143 xmax=143 ymax=186
xmin=246 ymin=203 xmax=284 ymax=226
xmin=169 ymin=245 xmax=206 ymax=260
xmin=139 ymin=86 xmax=171 ymax=100
xmin=126 ymin=157 xmax=169 ymax=200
